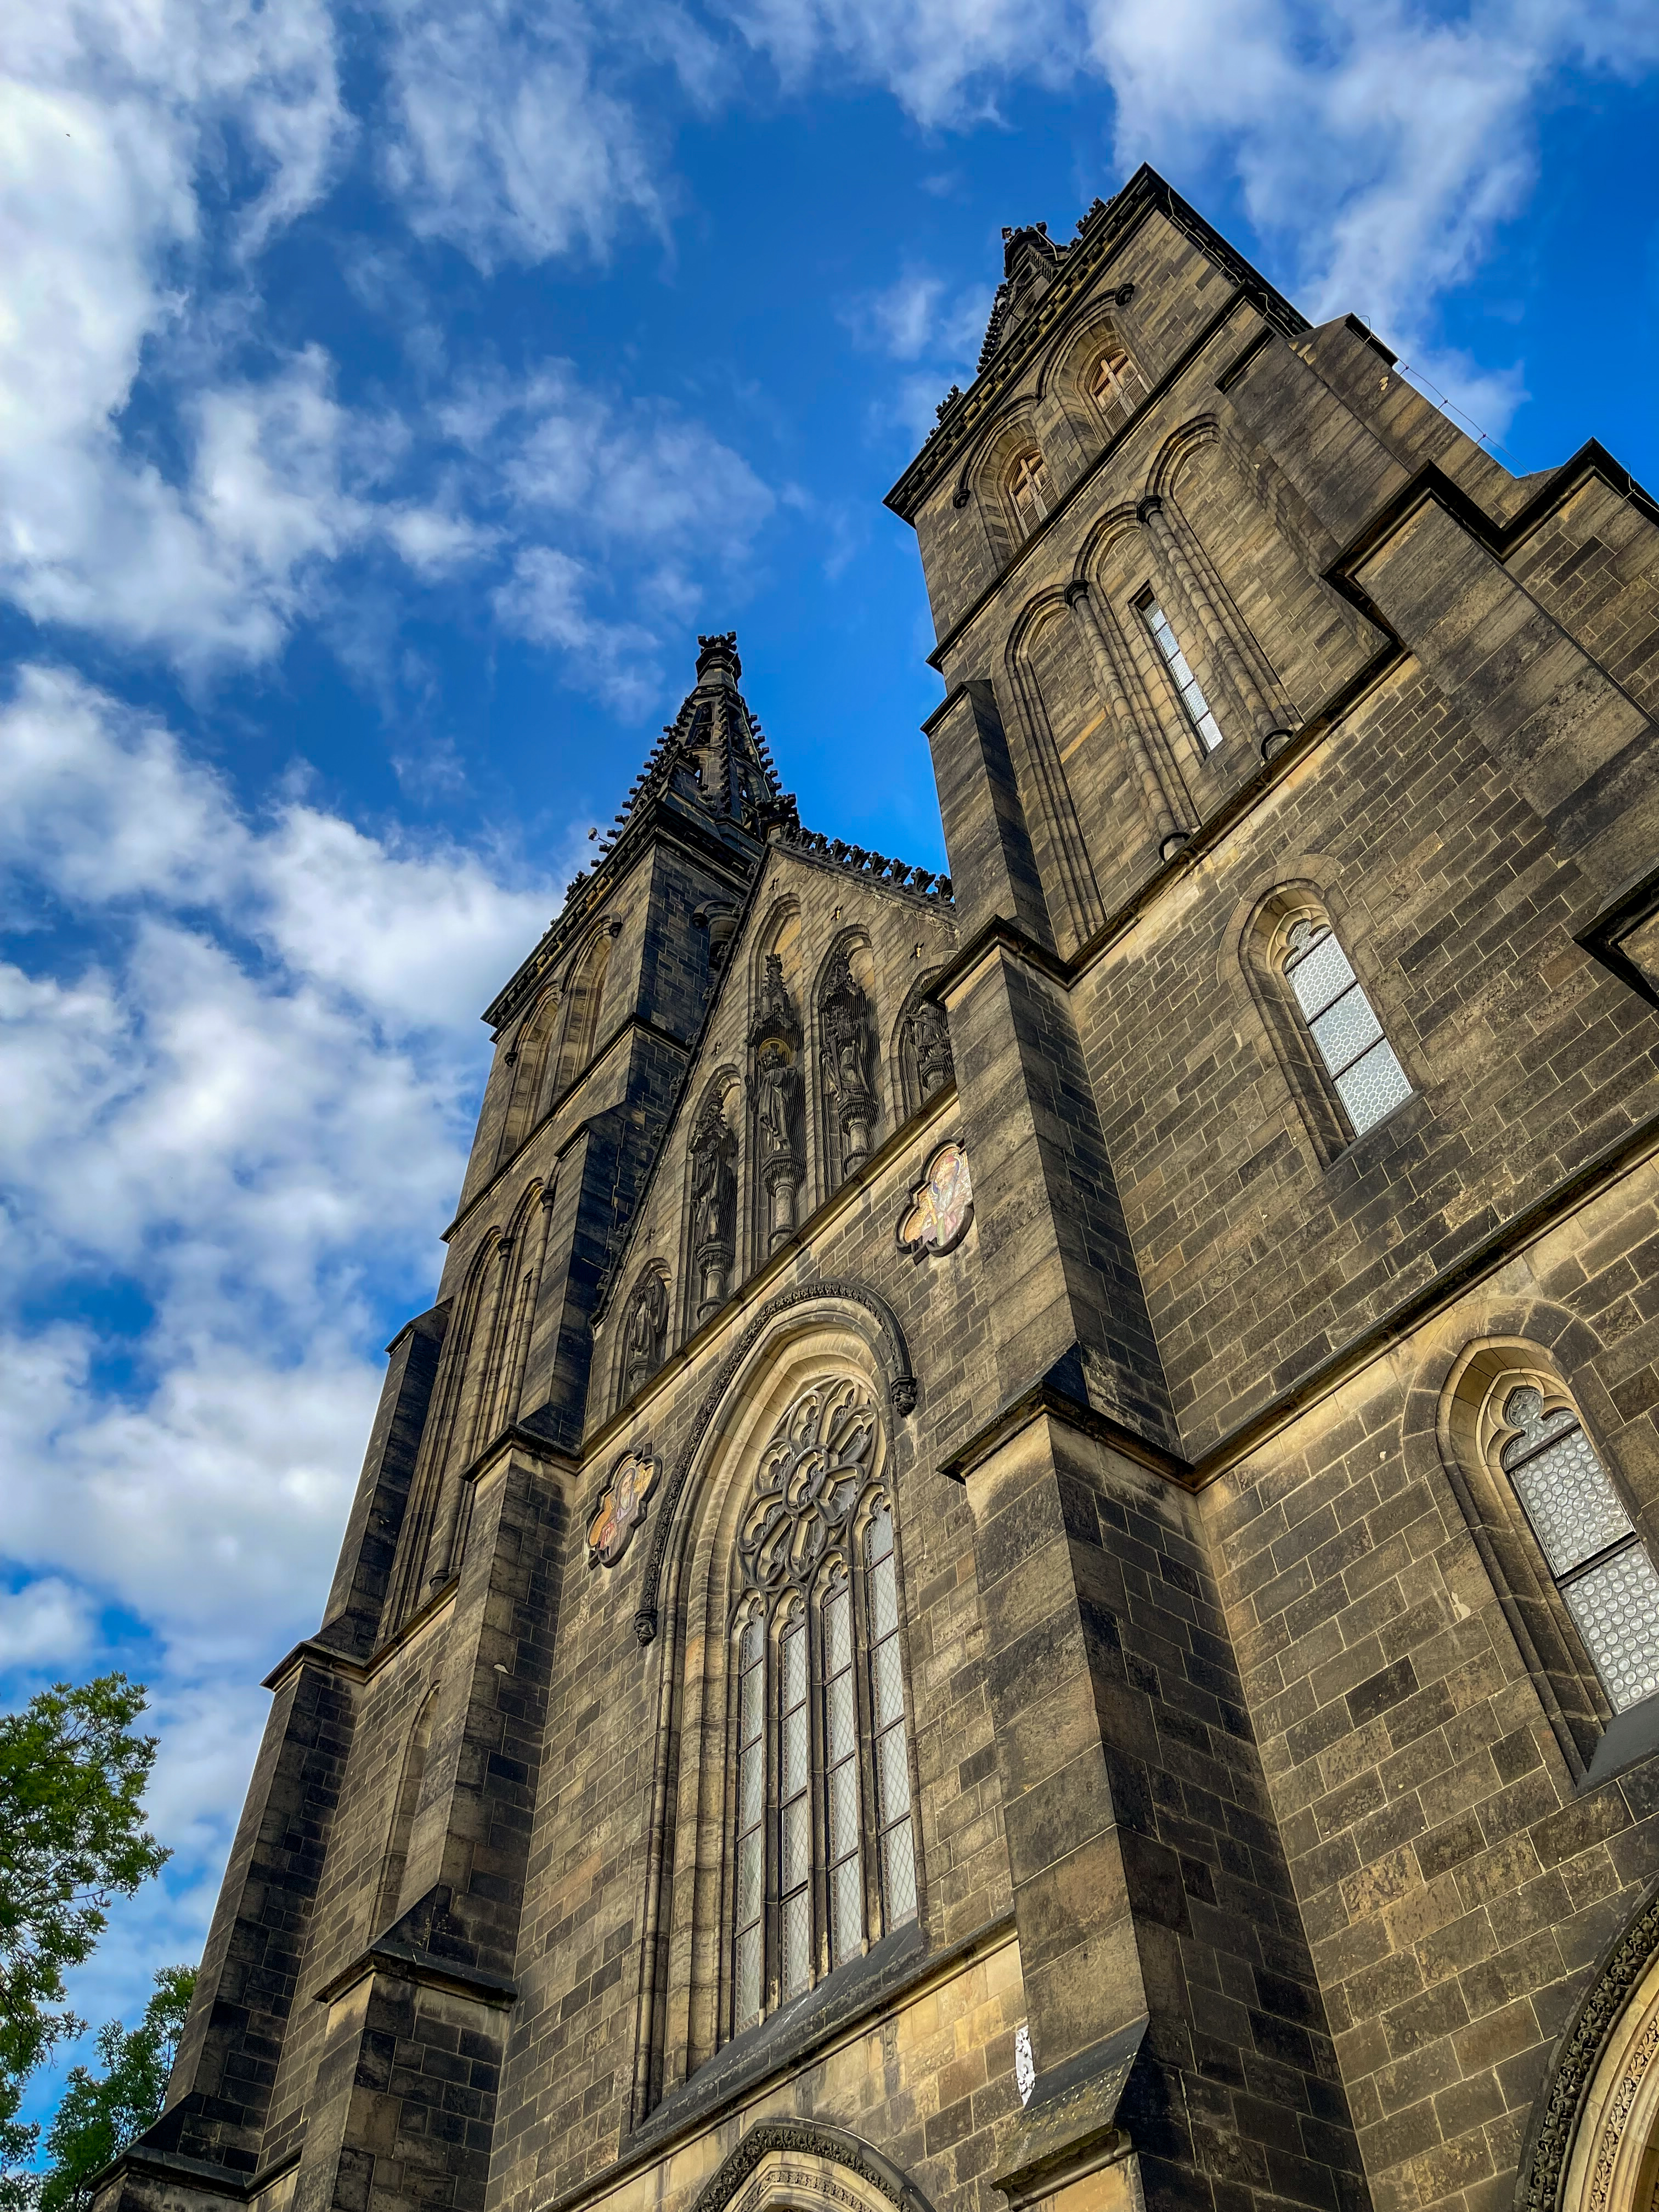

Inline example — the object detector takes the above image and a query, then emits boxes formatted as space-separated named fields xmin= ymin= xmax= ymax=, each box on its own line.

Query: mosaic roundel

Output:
xmin=896 ymin=1141 xmax=973 ymax=1261
xmin=588 ymin=1449 xmax=659 ymax=1568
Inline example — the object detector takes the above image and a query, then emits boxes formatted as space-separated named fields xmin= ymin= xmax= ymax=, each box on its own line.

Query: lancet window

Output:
xmin=1087 ymin=346 xmax=1144 ymax=430
xmin=1499 ymin=1386 xmax=1659 ymax=1713
xmin=728 ymin=1379 xmax=917 ymax=2036
xmin=1141 ymin=599 xmax=1223 ymax=752
xmin=1006 ymin=448 xmax=1054 ymax=539
xmin=1283 ymin=917 xmax=1411 ymax=1137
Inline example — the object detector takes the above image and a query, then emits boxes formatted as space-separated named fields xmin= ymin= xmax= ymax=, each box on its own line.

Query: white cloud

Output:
xmin=0 ymin=665 xmax=558 ymax=2025
xmin=848 ymin=270 xmax=992 ymax=364
xmin=377 ymin=0 xmax=678 ymax=269
xmin=728 ymin=0 xmax=1659 ymax=433
xmin=0 ymin=0 xmax=364 ymax=657
xmin=0 ymin=1580 xmax=97 ymax=1671
xmin=443 ymin=365 xmax=775 ymax=706
xmin=842 ymin=269 xmax=995 ymax=441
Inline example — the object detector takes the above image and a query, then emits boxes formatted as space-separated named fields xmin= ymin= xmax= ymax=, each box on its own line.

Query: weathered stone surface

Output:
xmin=100 ymin=162 xmax=1659 ymax=2212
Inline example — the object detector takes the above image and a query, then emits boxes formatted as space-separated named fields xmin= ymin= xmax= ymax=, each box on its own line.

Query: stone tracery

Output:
xmin=736 ymin=1378 xmax=879 ymax=1593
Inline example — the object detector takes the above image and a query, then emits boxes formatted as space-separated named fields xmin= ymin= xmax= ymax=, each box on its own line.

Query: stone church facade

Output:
xmin=99 ymin=165 xmax=1659 ymax=2212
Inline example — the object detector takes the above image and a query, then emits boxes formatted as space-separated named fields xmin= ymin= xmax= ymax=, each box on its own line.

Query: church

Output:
xmin=95 ymin=165 xmax=1659 ymax=2212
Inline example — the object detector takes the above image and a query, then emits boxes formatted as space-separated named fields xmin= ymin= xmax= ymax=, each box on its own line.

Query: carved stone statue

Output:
xmin=913 ymin=998 xmax=953 ymax=1100
xmin=759 ymin=952 xmax=792 ymax=1027
xmin=749 ymin=953 xmax=805 ymax=1253
xmin=756 ymin=1038 xmax=798 ymax=1162
xmin=821 ymin=950 xmax=876 ymax=1180
xmin=622 ymin=1269 xmax=669 ymax=1400
xmin=689 ymin=1092 xmax=738 ymax=1318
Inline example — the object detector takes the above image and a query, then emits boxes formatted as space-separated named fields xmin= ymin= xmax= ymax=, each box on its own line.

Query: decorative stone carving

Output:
xmin=737 ymin=1378 xmax=878 ymax=1594
xmin=621 ymin=1268 xmax=669 ymax=1401
xmin=897 ymin=1142 xmax=973 ymax=1260
xmin=822 ymin=949 xmax=876 ymax=1180
xmin=1520 ymin=1881 xmax=1659 ymax=2212
xmin=587 ymin=1448 xmax=659 ymax=1567
xmin=750 ymin=953 xmax=804 ymax=1253
xmin=689 ymin=1091 xmax=738 ymax=1321
xmin=687 ymin=2120 xmax=928 ymax=2212
xmin=911 ymin=999 xmax=953 ymax=1100
xmin=633 ymin=1277 xmax=916 ymax=1646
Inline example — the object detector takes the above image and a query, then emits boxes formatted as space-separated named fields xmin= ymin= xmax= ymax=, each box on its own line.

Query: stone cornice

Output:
xmin=312 ymin=1936 xmax=518 ymax=2010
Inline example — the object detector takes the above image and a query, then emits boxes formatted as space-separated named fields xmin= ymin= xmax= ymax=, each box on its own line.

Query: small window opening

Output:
xmin=1283 ymin=919 xmax=1411 ymax=1136
xmin=1007 ymin=449 xmax=1053 ymax=538
xmin=1142 ymin=600 xmax=1223 ymax=752
xmin=1087 ymin=348 xmax=1143 ymax=427
xmin=1502 ymin=1387 xmax=1659 ymax=1713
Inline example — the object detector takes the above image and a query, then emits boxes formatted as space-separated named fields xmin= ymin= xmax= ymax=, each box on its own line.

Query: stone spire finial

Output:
xmin=694 ymin=631 xmax=742 ymax=687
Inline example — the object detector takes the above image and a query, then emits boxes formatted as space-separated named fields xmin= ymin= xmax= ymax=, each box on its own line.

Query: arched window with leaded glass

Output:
xmin=727 ymin=1378 xmax=918 ymax=2038
xmin=1006 ymin=448 xmax=1054 ymax=540
xmin=1086 ymin=346 xmax=1145 ymax=432
xmin=1499 ymin=1386 xmax=1659 ymax=1716
xmin=1282 ymin=915 xmax=1412 ymax=1139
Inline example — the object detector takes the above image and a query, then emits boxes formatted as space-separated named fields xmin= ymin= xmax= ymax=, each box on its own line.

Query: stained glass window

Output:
xmin=778 ymin=1607 xmax=811 ymax=1999
xmin=1502 ymin=1385 xmax=1659 ymax=1713
xmin=727 ymin=1379 xmax=913 ymax=2041
xmin=1283 ymin=918 xmax=1411 ymax=1137
xmin=1142 ymin=602 xmax=1223 ymax=752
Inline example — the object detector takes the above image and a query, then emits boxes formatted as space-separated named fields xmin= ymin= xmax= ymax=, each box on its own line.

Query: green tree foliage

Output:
xmin=0 ymin=1677 xmax=168 ymax=2205
xmin=35 ymin=1968 xmax=196 ymax=2212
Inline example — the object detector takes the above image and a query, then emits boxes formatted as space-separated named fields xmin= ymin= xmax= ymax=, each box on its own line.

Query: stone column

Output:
xmin=1138 ymin=494 xmax=1283 ymax=749
xmin=1065 ymin=581 xmax=1187 ymax=858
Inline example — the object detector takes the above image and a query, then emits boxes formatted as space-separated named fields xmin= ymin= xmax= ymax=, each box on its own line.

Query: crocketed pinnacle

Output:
xmin=608 ymin=633 xmax=785 ymax=849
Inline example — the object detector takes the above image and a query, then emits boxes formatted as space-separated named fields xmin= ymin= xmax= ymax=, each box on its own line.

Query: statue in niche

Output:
xmin=749 ymin=952 xmax=804 ymax=1254
xmin=689 ymin=1092 xmax=738 ymax=1319
xmin=758 ymin=952 xmax=792 ymax=1028
xmin=913 ymin=999 xmax=953 ymax=1100
xmin=757 ymin=1039 xmax=798 ymax=1163
xmin=821 ymin=949 xmax=876 ymax=1180
xmin=621 ymin=1269 xmax=669 ymax=1401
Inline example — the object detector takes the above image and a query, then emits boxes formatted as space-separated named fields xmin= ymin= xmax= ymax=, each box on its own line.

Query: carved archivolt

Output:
xmin=632 ymin=1280 xmax=915 ymax=1645
xmin=689 ymin=2121 xmax=935 ymax=2212
xmin=1521 ymin=1882 xmax=1659 ymax=2212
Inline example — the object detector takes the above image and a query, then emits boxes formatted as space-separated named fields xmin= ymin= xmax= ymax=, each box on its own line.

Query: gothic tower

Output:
xmin=101 ymin=167 xmax=1659 ymax=2212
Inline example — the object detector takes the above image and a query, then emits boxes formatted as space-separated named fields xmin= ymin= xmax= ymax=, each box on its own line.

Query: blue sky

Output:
xmin=2 ymin=0 xmax=1658 ymax=2123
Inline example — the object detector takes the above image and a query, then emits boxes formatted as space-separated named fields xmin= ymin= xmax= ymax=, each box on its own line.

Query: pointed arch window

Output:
xmin=1283 ymin=917 xmax=1412 ymax=1137
xmin=1087 ymin=346 xmax=1144 ymax=431
xmin=1006 ymin=448 xmax=1054 ymax=539
xmin=1141 ymin=598 xmax=1223 ymax=752
xmin=1500 ymin=1386 xmax=1659 ymax=1713
xmin=728 ymin=1380 xmax=917 ymax=2038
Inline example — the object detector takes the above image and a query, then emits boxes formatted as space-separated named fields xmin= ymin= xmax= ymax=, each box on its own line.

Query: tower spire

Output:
xmin=606 ymin=631 xmax=786 ymax=852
